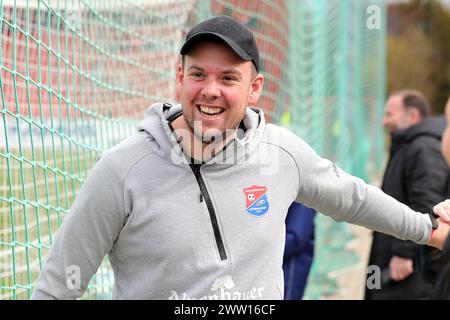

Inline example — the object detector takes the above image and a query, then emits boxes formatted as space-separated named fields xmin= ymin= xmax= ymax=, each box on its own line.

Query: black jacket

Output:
xmin=365 ymin=116 xmax=450 ymax=300
xmin=431 ymin=234 xmax=450 ymax=299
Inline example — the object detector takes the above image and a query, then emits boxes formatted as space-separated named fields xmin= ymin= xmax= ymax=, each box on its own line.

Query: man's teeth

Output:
xmin=199 ymin=106 xmax=223 ymax=115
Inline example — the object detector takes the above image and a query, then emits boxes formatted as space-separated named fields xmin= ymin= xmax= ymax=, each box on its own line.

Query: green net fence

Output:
xmin=0 ymin=0 xmax=386 ymax=299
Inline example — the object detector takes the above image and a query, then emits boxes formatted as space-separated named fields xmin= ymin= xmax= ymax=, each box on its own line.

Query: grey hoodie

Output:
xmin=31 ymin=103 xmax=433 ymax=300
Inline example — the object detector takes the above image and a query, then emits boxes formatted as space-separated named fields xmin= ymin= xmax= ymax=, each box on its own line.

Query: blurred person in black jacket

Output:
xmin=365 ymin=90 xmax=450 ymax=300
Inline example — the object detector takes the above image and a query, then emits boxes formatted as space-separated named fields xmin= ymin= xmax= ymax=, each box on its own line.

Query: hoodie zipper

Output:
xmin=190 ymin=163 xmax=227 ymax=261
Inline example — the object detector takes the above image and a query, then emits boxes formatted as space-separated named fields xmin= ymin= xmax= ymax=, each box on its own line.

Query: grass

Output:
xmin=0 ymin=146 xmax=114 ymax=299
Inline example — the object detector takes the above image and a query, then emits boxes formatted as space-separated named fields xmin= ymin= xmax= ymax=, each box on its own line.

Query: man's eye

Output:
xmin=191 ymin=73 xmax=204 ymax=78
xmin=223 ymin=76 xmax=237 ymax=82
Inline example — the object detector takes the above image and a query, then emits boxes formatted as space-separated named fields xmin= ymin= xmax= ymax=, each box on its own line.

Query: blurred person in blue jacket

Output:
xmin=283 ymin=202 xmax=316 ymax=300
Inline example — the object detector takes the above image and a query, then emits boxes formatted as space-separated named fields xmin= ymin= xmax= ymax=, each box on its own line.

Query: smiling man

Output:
xmin=172 ymin=20 xmax=263 ymax=161
xmin=32 ymin=16 xmax=450 ymax=300
xmin=172 ymin=39 xmax=262 ymax=161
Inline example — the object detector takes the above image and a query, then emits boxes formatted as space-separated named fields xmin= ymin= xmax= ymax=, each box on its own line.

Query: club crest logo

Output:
xmin=243 ymin=185 xmax=269 ymax=217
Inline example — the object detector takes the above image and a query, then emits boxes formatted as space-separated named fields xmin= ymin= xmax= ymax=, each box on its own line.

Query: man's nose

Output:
xmin=201 ymin=79 xmax=221 ymax=99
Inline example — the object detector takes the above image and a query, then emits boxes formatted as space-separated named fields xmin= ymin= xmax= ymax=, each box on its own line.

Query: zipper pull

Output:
xmin=199 ymin=194 xmax=203 ymax=202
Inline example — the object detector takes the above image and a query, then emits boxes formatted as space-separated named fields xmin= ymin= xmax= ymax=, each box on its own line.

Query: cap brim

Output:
xmin=180 ymin=32 xmax=252 ymax=62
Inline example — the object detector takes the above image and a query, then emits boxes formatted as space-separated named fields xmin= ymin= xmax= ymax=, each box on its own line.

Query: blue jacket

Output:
xmin=283 ymin=202 xmax=316 ymax=300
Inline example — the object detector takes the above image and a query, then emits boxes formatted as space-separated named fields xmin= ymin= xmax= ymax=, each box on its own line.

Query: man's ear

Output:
xmin=175 ymin=63 xmax=183 ymax=101
xmin=248 ymin=74 xmax=264 ymax=106
xmin=409 ymin=108 xmax=421 ymax=124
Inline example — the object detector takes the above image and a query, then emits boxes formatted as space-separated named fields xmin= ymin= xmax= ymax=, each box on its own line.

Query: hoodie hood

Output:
xmin=137 ymin=102 xmax=266 ymax=166
xmin=391 ymin=115 xmax=447 ymax=145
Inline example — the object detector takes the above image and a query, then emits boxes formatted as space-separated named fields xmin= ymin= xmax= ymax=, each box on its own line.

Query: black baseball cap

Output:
xmin=180 ymin=15 xmax=260 ymax=72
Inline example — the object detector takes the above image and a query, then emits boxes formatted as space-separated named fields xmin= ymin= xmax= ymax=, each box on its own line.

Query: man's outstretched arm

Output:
xmin=274 ymin=127 xmax=450 ymax=249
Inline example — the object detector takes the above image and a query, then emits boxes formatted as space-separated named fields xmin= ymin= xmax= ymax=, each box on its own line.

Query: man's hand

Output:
xmin=389 ymin=256 xmax=413 ymax=281
xmin=427 ymin=200 xmax=450 ymax=250
xmin=433 ymin=199 xmax=450 ymax=223
xmin=427 ymin=217 xmax=450 ymax=250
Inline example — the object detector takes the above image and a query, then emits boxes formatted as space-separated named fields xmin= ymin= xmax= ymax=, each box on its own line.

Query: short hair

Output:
xmin=391 ymin=90 xmax=430 ymax=118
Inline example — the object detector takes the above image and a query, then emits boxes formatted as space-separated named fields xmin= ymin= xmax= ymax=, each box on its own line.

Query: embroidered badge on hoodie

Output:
xmin=243 ymin=185 xmax=269 ymax=217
